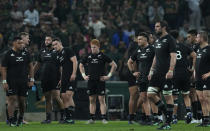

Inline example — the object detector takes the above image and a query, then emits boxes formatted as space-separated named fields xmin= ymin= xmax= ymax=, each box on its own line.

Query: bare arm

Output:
xmin=190 ymin=51 xmax=196 ymax=71
xmin=70 ymin=56 xmax=78 ymax=80
xmin=1 ymin=66 xmax=8 ymax=91
xmin=128 ymin=58 xmax=140 ymax=78
xmin=169 ymin=53 xmax=177 ymax=71
xmin=150 ymin=55 xmax=156 ymax=71
xmin=1 ymin=66 xmax=7 ymax=81
xmin=165 ymin=52 xmax=176 ymax=79
xmin=108 ymin=61 xmax=117 ymax=76
xmin=28 ymin=62 xmax=35 ymax=87
xmin=28 ymin=62 xmax=34 ymax=79
xmin=33 ymin=62 xmax=41 ymax=75
xmin=100 ymin=61 xmax=117 ymax=81
xmin=79 ymin=63 xmax=85 ymax=75
xmin=59 ymin=66 xmax=62 ymax=80
xmin=148 ymin=56 xmax=156 ymax=80
xmin=127 ymin=58 xmax=135 ymax=72
xmin=79 ymin=63 xmax=89 ymax=80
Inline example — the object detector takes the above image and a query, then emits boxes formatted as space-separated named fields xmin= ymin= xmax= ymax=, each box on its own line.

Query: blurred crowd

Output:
xmin=0 ymin=0 xmax=210 ymax=80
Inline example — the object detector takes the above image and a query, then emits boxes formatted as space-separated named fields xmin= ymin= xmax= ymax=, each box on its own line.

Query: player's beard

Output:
xmin=156 ymin=31 xmax=162 ymax=37
xmin=46 ymin=43 xmax=52 ymax=48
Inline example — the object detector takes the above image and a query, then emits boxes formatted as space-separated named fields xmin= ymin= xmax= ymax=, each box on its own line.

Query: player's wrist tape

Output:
xmin=30 ymin=78 xmax=35 ymax=82
xmin=149 ymin=70 xmax=154 ymax=76
xmin=2 ymin=80 xmax=7 ymax=84
xmin=191 ymin=66 xmax=194 ymax=70
xmin=150 ymin=67 xmax=155 ymax=71
xmin=82 ymin=73 xmax=86 ymax=77
xmin=168 ymin=70 xmax=173 ymax=73
xmin=108 ymin=72 xmax=112 ymax=78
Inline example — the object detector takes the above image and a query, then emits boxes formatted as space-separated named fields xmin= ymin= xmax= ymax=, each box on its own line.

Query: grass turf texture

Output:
xmin=0 ymin=121 xmax=210 ymax=131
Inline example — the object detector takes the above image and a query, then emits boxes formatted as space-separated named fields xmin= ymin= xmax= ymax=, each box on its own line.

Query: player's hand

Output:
xmin=133 ymin=72 xmax=140 ymax=78
xmin=100 ymin=76 xmax=110 ymax=81
xmin=166 ymin=71 xmax=173 ymax=79
xmin=202 ymin=72 xmax=210 ymax=80
xmin=70 ymin=73 xmax=76 ymax=81
xmin=2 ymin=83 xmax=9 ymax=91
xmin=83 ymin=75 xmax=89 ymax=81
xmin=28 ymin=81 xmax=34 ymax=87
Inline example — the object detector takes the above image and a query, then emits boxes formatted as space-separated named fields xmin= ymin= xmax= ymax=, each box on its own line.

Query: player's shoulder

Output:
xmin=148 ymin=44 xmax=155 ymax=49
xmin=205 ymin=45 xmax=210 ymax=51
xmin=163 ymin=34 xmax=175 ymax=42
xmin=5 ymin=49 xmax=14 ymax=56
xmin=86 ymin=53 xmax=92 ymax=59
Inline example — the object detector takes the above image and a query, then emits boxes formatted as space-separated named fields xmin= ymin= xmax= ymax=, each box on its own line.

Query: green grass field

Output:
xmin=0 ymin=121 xmax=210 ymax=131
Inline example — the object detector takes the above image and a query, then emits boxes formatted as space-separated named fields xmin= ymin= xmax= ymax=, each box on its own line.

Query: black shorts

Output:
xmin=196 ymin=78 xmax=210 ymax=91
xmin=7 ymin=80 xmax=28 ymax=97
xmin=41 ymin=79 xmax=59 ymax=93
xmin=149 ymin=73 xmax=173 ymax=93
xmin=61 ymin=79 xmax=76 ymax=93
xmin=138 ymin=82 xmax=148 ymax=92
xmin=127 ymin=71 xmax=137 ymax=87
xmin=173 ymin=77 xmax=190 ymax=95
xmin=87 ymin=80 xmax=105 ymax=96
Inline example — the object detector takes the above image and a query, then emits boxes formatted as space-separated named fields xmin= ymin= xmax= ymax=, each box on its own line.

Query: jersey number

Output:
xmin=176 ymin=51 xmax=182 ymax=60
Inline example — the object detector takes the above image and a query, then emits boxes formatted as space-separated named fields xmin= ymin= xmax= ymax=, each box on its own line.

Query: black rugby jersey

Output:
xmin=154 ymin=34 xmax=176 ymax=74
xmin=2 ymin=49 xmax=31 ymax=81
xmin=81 ymin=52 xmax=112 ymax=80
xmin=195 ymin=45 xmax=210 ymax=80
xmin=131 ymin=44 xmax=155 ymax=80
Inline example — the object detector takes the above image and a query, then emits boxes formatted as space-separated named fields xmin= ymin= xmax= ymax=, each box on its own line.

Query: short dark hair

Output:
xmin=170 ymin=30 xmax=179 ymax=39
xmin=19 ymin=32 xmax=29 ymax=37
xmin=52 ymin=37 xmax=62 ymax=43
xmin=156 ymin=20 xmax=168 ymax=29
xmin=188 ymin=29 xmax=197 ymax=36
xmin=12 ymin=36 xmax=21 ymax=42
xmin=45 ymin=33 xmax=54 ymax=39
xmin=198 ymin=31 xmax=208 ymax=42
xmin=138 ymin=32 xmax=149 ymax=41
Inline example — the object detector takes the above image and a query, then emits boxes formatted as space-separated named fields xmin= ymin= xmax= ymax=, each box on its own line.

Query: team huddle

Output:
xmin=1 ymin=20 xmax=210 ymax=130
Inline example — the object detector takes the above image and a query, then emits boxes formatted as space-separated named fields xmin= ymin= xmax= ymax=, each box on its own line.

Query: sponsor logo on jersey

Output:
xmin=156 ymin=43 xmax=161 ymax=49
xmin=98 ymin=54 xmax=101 ymax=58
xmin=197 ymin=53 xmax=202 ymax=59
xmin=16 ymin=57 xmax=24 ymax=61
xmin=140 ymin=53 xmax=147 ymax=58
xmin=203 ymin=85 xmax=207 ymax=89
xmin=69 ymin=86 xmax=73 ymax=90
xmin=164 ymin=84 xmax=168 ymax=88
xmin=22 ymin=52 xmax=26 ymax=55
xmin=146 ymin=48 xmax=150 ymax=52
xmin=101 ymin=91 xmax=105 ymax=94
xmin=91 ymin=59 xmax=98 ymax=63
xmin=162 ymin=39 xmax=167 ymax=43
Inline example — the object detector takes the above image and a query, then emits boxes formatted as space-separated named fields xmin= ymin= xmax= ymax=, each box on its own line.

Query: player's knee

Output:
xmin=89 ymin=98 xmax=96 ymax=104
